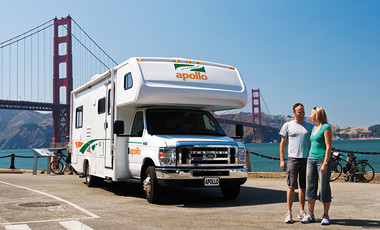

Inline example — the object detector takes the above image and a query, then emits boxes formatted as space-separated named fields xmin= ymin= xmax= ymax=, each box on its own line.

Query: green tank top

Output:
xmin=309 ymin=123 xmax=331 ymax=159
xmin=66 ymin=143 xmax=71 ymax=157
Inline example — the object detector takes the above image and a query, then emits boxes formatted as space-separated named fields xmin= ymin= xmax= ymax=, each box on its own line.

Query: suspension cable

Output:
xmin=71 ymin=18 xmax=118 ymax=66
xmin=24 ymin=39 xmax=26 ymax=100
xmin=30 ymin=36 xmax=33 ymax=100
xmin=70 ymin=31 xmax=111 ymax=70
xmin=9 ymin=46 xmax=11 ymax=99
xmin=43 ymin=29 xmax=46 ymax=101
xmin=16 ymin=42 xmax=19 ymax=99
xmin=260 ymin=91 xmax=272 ymax=116
xmin=0 ymin=23 xmax=54 ymax=49
xmin=0 ymin=19 xmax=54 ymax=46
xmin=37 ymin=33 xmax=39 ymax=101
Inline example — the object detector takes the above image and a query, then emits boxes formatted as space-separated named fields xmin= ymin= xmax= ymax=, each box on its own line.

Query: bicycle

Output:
xmin=50 ymin=150 xmax=77 ymax=175
xmin=330 ymin=152 xmax=375 ymax=183
xmin=330 ymin=152 xmax=343 ymax=181
xmin=50 ymin=151 xmax=66 ymax=174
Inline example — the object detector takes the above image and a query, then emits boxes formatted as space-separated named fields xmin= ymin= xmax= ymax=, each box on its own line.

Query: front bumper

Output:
xmin=155 ymin=167 xmax=248 ymax=187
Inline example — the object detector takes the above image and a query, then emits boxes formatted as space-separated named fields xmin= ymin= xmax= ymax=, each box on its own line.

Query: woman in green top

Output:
xmin=301 ymin=107 xmax=332 ymax=225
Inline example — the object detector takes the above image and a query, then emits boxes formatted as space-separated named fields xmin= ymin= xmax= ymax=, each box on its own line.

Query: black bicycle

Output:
xmin=50 ymin=152 xmax=67 ymax=174
xmin=331 ymin=152 xmax=375 ymax=182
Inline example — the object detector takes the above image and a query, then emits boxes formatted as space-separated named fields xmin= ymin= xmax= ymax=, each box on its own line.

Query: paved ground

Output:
xmin=0 ymin=173 xmax=379 ymax=229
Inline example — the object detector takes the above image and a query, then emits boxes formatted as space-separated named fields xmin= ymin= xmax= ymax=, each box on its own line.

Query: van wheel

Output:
xmin=221 ymin=184 xmax=241 ymax=200
xmin=142 ymin=166 xmax=161 ymax=203
xmin=85 ymin=163 xmax=100 ymax=187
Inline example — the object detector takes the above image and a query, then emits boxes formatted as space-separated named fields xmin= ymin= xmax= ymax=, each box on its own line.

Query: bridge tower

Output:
xmin=51 ymin=16 xmax=73 ymax=146
xmin=252 ymin=89 xmax=262 ymax=143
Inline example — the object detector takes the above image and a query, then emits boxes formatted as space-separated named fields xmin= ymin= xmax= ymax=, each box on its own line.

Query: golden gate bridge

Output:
xmin=0 ymin=15 xmax=276 ymax=146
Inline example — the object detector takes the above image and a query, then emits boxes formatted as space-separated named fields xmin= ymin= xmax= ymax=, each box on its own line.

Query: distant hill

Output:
xmin=0 ymin=110 xmax=52 ymax=149
xmin=216 ymin=112 xmax=380 ymax=143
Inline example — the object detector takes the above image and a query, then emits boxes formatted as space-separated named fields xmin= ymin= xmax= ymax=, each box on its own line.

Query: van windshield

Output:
xmin=146 ymin=109 xmax=226 ymax=136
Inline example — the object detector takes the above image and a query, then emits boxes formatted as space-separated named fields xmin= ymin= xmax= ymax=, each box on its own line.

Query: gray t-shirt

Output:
xmin=279 ymin=120 xmax=314 ymax=158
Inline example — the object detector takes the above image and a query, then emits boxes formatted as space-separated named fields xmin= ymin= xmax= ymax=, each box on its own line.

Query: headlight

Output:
xmin=159 ymin=147 xmax=176 ymax=166
xmin=238 ymin=148 xmax=246 ymax=165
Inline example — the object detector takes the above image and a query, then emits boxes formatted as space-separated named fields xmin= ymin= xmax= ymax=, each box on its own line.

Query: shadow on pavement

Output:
xmin=99 ymin=182 xmax=287 ymax=208
xmin=333 ymin=219 xmax=380 ymax=228
xmin=97 ymin=181 xmax=145 ymax=199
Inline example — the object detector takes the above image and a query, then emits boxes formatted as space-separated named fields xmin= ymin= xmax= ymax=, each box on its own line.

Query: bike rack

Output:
xmin=30 ymin=148 xmax=56 ymax=175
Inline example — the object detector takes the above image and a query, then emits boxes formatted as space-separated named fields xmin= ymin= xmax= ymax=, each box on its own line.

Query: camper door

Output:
xmin=127 ymin=111 xmax=144 ymax=176
xmin=105 ymin=82 xmax=113 ymax=169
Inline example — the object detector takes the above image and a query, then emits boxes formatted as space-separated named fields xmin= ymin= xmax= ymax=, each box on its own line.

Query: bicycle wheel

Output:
xmin=50 ymin=161 xmax=64 ymax=174
xmin=330 ymin=161 xmax=343 ymax=182
xmin=356 ymin=162 xmax=375 ymax=183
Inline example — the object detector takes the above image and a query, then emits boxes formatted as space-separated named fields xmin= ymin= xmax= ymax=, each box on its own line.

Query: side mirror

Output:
xmin=236 ymin=124 xmax=244 ymax=139
xmin=114 ymin=120 xmax=124 ymax=135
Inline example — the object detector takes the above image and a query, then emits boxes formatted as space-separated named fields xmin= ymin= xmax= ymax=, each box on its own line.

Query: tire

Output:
xmin=84 ymin=162 xmax=101 ymax=187
xmin=50 ymin=161 xmax=64 ymax=174
xmin=356 ymin=162 xmax=375 ymax=183
xmin=221 ymin=184 xmax=241 ymax=200
xmin=142 ymin=166 xmax=161 ymax=204
xmin=330 ymin=161 xmax=343 ymax=182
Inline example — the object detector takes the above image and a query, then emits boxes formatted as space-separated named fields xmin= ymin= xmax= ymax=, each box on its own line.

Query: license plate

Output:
xmin=204 ymin=177 xmax=220 ymax=186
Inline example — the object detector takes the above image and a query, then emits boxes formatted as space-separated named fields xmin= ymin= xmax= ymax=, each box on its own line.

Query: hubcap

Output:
xmin=143 ymin=175 xmax=152 ymax=195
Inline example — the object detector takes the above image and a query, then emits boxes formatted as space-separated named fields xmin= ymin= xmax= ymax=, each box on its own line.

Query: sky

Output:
xmin=0 ymin=0 xmax=379 ymax=127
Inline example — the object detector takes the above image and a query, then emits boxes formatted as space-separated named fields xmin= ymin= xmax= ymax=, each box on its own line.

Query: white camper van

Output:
xmin=70 ymin=57 xmax=248 ymax=203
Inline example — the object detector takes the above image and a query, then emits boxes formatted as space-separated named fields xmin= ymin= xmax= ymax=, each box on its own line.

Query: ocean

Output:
xmin=0 ymin=139 xmax=379 ymax=172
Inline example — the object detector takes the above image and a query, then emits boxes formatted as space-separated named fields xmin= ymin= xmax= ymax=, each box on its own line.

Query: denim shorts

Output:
xmin=305 ymin=158 xmax=332 ymax=203
xmin=286 ymin=157 xmax=307 ymax=189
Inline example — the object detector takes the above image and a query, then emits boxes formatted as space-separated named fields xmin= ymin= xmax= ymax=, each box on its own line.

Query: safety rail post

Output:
xmin=246 ymin=150 xmax=251 ymax=172
xmin=47 ymin=156 xmax=52 ymax=174
xmin=9 ymin=154 xmax=16 ymax=169
xmin=33 ymin=153 xmax=38 ymax=175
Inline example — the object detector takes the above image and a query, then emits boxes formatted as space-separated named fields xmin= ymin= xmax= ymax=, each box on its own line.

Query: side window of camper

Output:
xmin=124 ymin=73 xmax=133 ymax=90
xmin=98 ymin=97 xmax=106 ymax=114
xmin=131 ymin=111 xmax=144 ymax=137
xmin=107 ymin=89 xmax=111 ymax=115
xmin=76 ymin=106 xmax=83 ymax=128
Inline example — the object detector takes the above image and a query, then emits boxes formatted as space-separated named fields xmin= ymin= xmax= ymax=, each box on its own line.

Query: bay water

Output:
xmin=246 ymin=139 xmax=380 ymax=172
xmin=1 ymin=139 xmax=379 ymax=172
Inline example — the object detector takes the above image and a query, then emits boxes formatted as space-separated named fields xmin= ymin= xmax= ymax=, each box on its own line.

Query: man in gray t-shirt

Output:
xmin=280 ymin=103 xmax=314 ymax=223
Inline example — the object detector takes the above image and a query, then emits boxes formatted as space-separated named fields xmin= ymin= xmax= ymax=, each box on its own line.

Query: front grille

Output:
xmin=178 ymin=143 xmax=237 ymax=166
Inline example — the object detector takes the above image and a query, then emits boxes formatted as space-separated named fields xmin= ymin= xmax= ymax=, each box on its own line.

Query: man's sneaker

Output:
xmin=284 ymin=212 xmax=293 ymax=223
xmin=321 ymin=214 xmax=330 ymax=225
xmin=297 ymin=210 xmax=307 ymax=219
xmin=301 ymin=214 xmax=315 ymax=224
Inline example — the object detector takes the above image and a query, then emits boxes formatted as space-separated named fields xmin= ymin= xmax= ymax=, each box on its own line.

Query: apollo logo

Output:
xmin=174 ymin=63 xmax=208 ymax=81
xmin=174 ymin=63 xmax=206 ymax=72
xmin=130 ymin=147 xmax=141 ymax=156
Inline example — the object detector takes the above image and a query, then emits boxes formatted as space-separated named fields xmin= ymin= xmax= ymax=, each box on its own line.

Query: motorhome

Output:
xmin=70 ymin=57 xmax=248 ymax=203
